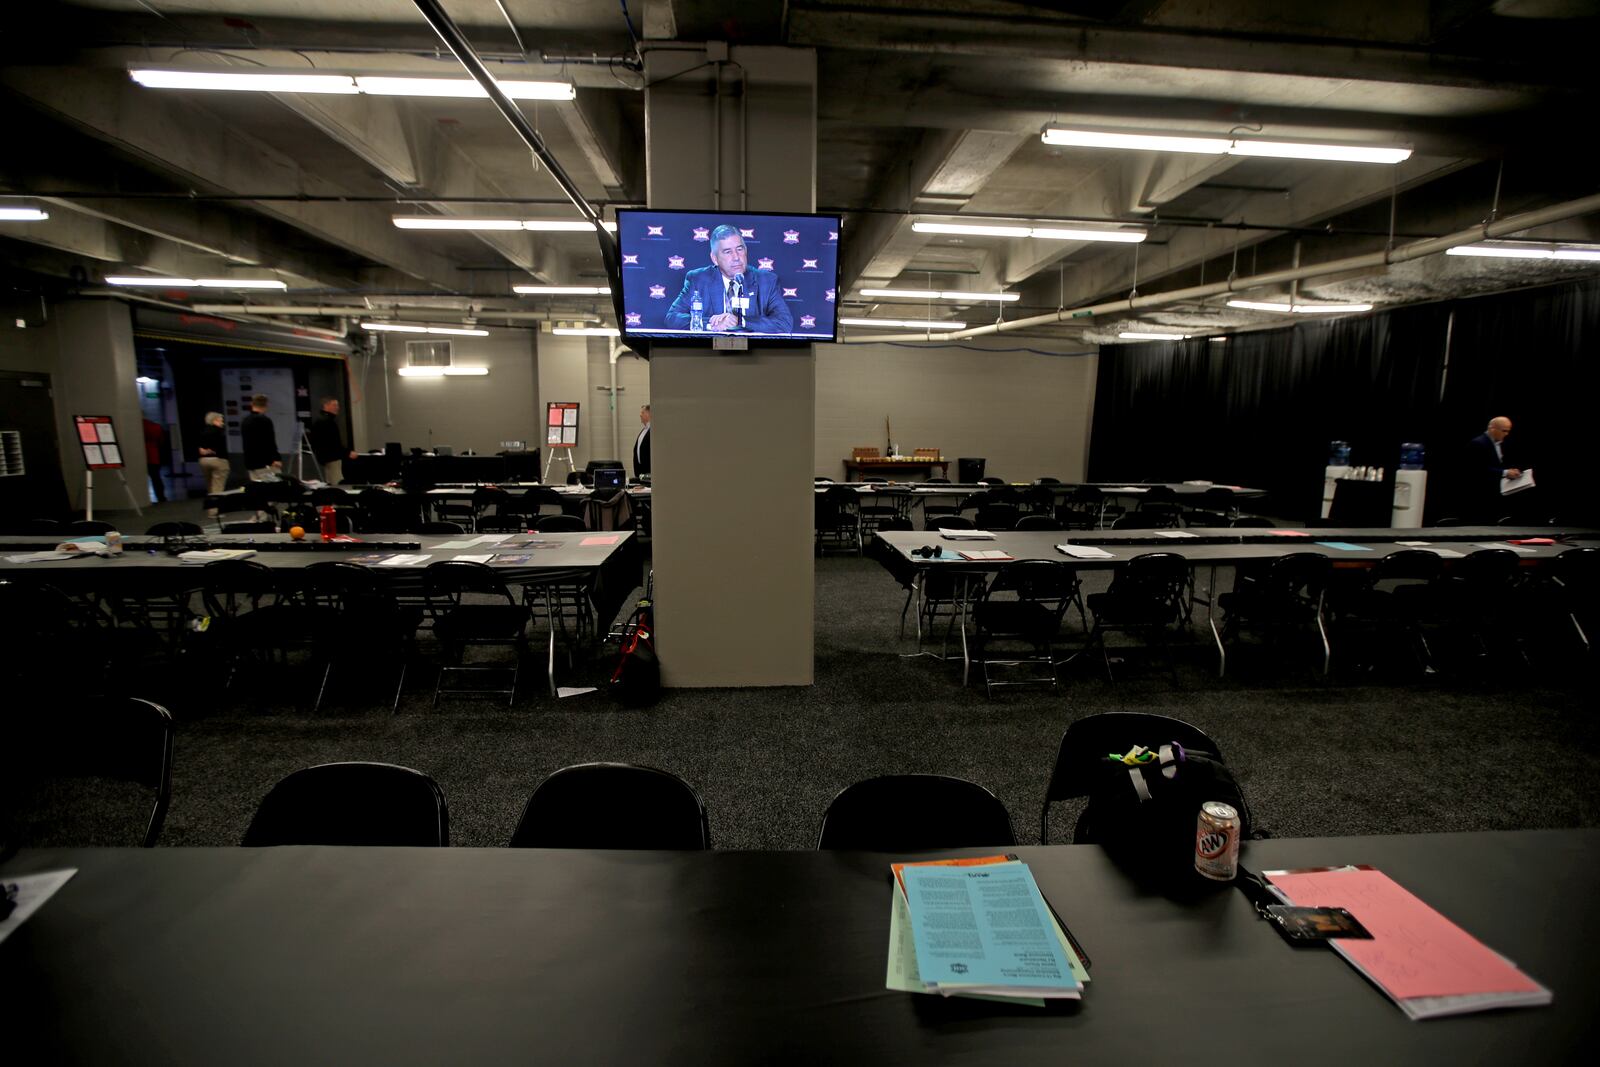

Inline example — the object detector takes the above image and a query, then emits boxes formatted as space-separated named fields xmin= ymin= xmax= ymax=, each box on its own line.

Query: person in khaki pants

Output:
xmin=197 ymin=411 xmax=231 ymax=517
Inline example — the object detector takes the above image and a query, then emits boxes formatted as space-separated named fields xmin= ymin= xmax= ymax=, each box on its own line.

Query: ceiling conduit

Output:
xmin=844 ymin=191 xmax=1600 ymax=343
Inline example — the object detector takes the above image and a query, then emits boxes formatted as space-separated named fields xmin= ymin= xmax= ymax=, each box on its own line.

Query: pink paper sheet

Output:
xmin=1267 ymin=868 xmax=1542 ymax=1000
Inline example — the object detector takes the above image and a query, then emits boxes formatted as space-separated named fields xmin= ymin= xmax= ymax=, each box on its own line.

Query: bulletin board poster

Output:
xmin=74 ymin=415 xmax=124 ymax=469
xmin=546 ymin=402 xmax=580 ymax=448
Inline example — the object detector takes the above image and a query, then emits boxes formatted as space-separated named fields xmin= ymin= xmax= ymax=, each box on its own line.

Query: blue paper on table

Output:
xmin=1314 ymin=541 xmax=1373 ymax=552
xmin=901 ymin=863 xmax=1080 ymax=994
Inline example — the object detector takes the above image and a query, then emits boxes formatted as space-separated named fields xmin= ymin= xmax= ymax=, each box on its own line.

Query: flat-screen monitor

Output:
xmin=615 ymin=209 xmax=841 ymax=344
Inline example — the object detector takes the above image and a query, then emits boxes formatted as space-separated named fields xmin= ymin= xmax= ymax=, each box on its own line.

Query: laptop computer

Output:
xmin=593 ymin=467 xmax=625 ymax=490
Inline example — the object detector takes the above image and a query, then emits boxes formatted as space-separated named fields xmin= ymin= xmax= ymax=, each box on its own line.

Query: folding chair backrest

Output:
xmin=145 ymin=521 xmax=204 ymax=536
xmin=1450 ymin=548 xmax=1521 ymax=589
xmin=817 ymin=774 xmax=1017 ymax=851
xmin=1113 ymin=552 xmax=1189 ymax=604
xmin=536 ymin=514 xmax=585 ymax=533
xmin=989 ymin=559 xmax=1078 ymax=602
xmin=1370 ymin=548 xmax=1444 ymax=587
xmin=1263 ymin=552 xmax=1332 ymax=598
xmin=508 ymin=763 xmax=710 ymax=849
xmin=12 ymin=696 xmax=175 ymax=848
xmin=202 ymin=559 xmax=279 ymax=617
xmin=423 ymin=560 xmax=514 ymax=607
xmin=242 ymin=761 xmax=449 ymax=846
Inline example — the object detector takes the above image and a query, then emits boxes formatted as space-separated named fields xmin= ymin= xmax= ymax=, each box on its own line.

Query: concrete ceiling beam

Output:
xmin=788 ymin=8 xmax=1578 ymax=92
xmin=841 ymin=129 xmax=1028 ymax=290
xmin=2 ymin=68 xmax=478 ymax=294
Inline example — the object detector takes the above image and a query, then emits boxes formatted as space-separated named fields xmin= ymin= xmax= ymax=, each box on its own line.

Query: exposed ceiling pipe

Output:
xmin=409 ymin=0 xmax=606 ymax=238
xmin=843 ymin=190 xmax=1600 ymax=343
xmin=189 ymin=305 xmax=596 ymax=322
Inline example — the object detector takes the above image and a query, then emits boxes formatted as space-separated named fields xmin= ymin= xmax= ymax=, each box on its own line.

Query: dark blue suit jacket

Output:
xmin=663 ymin=266 xmax=793 ymax=333
xmin=1466 ymin=431 xmax=1516 ymax=516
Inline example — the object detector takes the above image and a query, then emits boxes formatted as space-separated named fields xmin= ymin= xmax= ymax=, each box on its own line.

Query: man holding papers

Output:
xmin=1466 ymin=416 xmax=1528 ymax=520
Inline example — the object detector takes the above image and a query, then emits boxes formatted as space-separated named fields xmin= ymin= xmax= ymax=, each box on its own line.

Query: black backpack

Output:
xmin=608 ymin=599 xmax=660 ymax=706
xmin=1076 ymin=742 xmax=1253 ymax=889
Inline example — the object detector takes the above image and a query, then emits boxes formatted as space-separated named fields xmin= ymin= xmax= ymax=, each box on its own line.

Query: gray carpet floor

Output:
xmin=15 ymin=509 xmax=1599 ymax=850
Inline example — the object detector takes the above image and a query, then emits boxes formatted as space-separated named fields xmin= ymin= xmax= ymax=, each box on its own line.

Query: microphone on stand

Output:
xmin=731 ymin=274 xmax=746 ymax=330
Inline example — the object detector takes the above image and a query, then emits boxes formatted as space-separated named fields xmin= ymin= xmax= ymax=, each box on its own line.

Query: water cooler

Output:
xmin=1321 ymin=441 xmax=1351 ymax=519
xmin=1391 ymin=442 xmax=1427 ymax=528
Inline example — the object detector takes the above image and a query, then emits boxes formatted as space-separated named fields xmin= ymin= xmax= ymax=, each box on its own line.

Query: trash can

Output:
xmin=957 ymin=457 xmax=986 ymax=483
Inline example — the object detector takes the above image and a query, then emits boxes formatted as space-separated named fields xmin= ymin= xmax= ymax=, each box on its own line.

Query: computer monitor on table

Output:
xmin=385 ymin=442 xmax=402 ymax=457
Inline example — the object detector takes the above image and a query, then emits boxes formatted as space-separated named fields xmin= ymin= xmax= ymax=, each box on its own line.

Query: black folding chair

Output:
xmin=815 ymin=484 xmax=861 ymax=554
xmin=1085 ymin=552 xmax=1191 ymax=682
xmin=241 ymin=762 xmax=448 ymax=846
xmin=537 ymin=514 xmax=586 ymax=533
xmin=508 ymin=763 xmax=710 ymax=849
xmin=1039 ymin=712 xmax=1222 ymax=844
xmin=970 ymin=559 xmax=1084 ymax=696
xmin=1330 ymin=548 xmax=1444 ymax=673
xmin=3 ymin=696 xmax=175 ymax=848
xmin=423 ymin=560 xmax=531 ymax=706
xmin=1217 ymin=552 xmax=1333 ymax=676
xmin=817 ymin=774 xmax=1017 ymax=851
xmin=300 ymin=561 xmax=419 ymax=713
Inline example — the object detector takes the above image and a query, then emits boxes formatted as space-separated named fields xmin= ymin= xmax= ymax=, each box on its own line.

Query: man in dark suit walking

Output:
xmin=664 ymin=224 xmax=793 ymax=334
xmin=1466 ymin=416 xmax=1521 ymax=521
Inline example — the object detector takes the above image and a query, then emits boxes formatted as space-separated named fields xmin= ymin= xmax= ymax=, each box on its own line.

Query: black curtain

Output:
xmin=1088 ymin=275 xmax=1600 ymax=525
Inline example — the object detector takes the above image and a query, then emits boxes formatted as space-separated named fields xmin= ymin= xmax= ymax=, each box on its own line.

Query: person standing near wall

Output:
xmin=633 ymin=404 xmax=651 ymax=479
xmin=197 ymin=411 xmax=230 ymax=517
xmin=308 ymin=397 xmax=356 ymax=485
xmin=142 ymin=417 xmax=168 ymax=503
xmin=241 ymin=394 xmax=281 ymax=480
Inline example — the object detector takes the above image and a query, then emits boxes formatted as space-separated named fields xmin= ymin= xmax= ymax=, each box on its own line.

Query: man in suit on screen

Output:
xmin=664 ymin=224 xmax=793 ymax=333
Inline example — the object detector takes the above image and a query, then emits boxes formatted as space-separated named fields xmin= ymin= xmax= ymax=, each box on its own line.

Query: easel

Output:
xmin=83 ymin=467 xmax=144 ymax=521
xmin=74 ymin=414 xmax=143 ymax=520
xmin=293 ymin=426 xmax=324 ymax=483
xmin=544 ymin=446 xmax=575 ymax=483
xmin=544 ymin=401 xmax=580 ymax=482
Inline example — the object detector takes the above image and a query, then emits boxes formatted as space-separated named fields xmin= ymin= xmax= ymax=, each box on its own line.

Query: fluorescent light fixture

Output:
xmin=360 ymin=322 xmax=489 ymax=337
xmin=521 ymin=220 xmax=617 ymax=232
xmin=394 ymin=217 xmax=525 ymax=231
xmin=1028 ymin=227 xmax=1148 ymax=243
xmin=131 ymin=69 xmax=359 ymax=94
xmin=1042 ymin=125 xmax=1411 ymax=164
xmin=393 ymin=217 xmax=617 ymax=233
xmin=1119 ymin=331 xmax=1190 ymax=340
xmin=552 ymin=327 xmax=621 ymax=337
xmin=1446 ymin=242 xmax=1600 ymax=262
xmin=131 ymin=69 xmax=574 ymax=101
xmin=1043 ymin=128 xmax=1234 ymax=154
xmin=840 ymin=318 xmax=967 ymax=330
xmin=1226 ymin=300 xmax=1374 ymax=314
xmin=397 ymin=365 xmax=489 ymax=377
xmin=355 ymin=76 xmax=574 ymax=101
xmin=913 ymin=221 xmax=1146 ymax=243
xmin=0 ymin=207 xmax=49 ymax=221
xmin=104 ymin=276 xmax=287 ymax=289
xmin=858 ymin=288 xmax=1020 ymax=302
xmin=512 ymin=285 xmax=612 ymax=295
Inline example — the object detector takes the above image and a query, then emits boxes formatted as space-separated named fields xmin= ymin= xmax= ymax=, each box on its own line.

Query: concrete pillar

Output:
xmin=645 ymin=46 xmax=817 ymax=686
xmin=53 ymin=300 xmax=147 ymax=515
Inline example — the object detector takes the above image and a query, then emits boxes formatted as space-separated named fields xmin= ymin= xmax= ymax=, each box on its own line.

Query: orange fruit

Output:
xmin=288 ymin=526 xmax=306 ymax=540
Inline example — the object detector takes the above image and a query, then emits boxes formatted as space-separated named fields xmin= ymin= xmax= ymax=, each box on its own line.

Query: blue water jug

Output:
xmin=1398 ymin=443 xmax=1425 ymax=470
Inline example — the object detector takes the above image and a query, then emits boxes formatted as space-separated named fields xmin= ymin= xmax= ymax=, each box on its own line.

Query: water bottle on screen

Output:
xmin=690 ymin=293 xmax=703 ymax=332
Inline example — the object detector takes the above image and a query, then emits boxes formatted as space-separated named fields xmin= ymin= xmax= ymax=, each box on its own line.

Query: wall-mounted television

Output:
xmin=615 ymin=209 xmax=841 ymax=345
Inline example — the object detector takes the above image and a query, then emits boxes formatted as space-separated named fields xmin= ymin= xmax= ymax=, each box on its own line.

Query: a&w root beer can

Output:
xmin=1195 ymin=801 xmax=1241 ymax=881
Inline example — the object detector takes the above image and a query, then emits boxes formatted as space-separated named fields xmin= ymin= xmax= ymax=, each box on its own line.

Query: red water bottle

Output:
xmin=318 ymin=505 xmax=337 ymax=542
